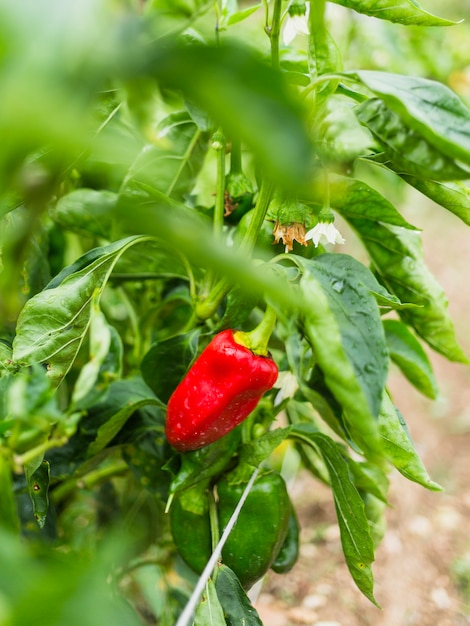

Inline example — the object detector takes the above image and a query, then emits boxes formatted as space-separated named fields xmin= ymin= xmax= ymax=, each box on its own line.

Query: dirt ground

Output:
xmin=254 ymin=190 xmax=470 ymax=626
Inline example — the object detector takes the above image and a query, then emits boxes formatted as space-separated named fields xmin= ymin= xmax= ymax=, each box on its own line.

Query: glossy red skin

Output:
xmin=165 ymin=329 xmax=278 ymax=451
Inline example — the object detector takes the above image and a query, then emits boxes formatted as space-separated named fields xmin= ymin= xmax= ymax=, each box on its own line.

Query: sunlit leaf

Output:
xmin=347 ymin=219 xmax=468 ymax=363
xmin=290 ymin=425 xmax=378 ymax=605
xmin=296 ymin=254 xmax=388 ymax=457
xmin=378 ymin=392 xmax=442 ymax=491
xmin=356 ymin=99 xmax=470 ymax=180
xmin=352 ymin=71 xmax=470 ymax=166
xmin=215 ymin=564 xmax=263 ymax=625
xmin=401 ymin=177 xmax=470 ymax=227
xmin=12 ymin=236 xmax=152 ymax=385
xmin=384 ymin=319 xmax=438 ymax=399
xmin=331 ymin=0 xmax=457 ymax=26
xmin=193 ymin=580 xmax=226 ymax=625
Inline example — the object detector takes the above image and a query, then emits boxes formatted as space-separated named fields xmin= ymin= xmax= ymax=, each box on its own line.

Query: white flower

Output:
xmin=283 ymin=3 xmax=310 ymax=46
xmin=274 ymin=371 xmax=299 ymax=406
xmin=305 ymin=221 xmax=346 ymax=247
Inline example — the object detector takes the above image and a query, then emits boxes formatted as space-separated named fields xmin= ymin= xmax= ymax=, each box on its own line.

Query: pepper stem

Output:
xmin=270 ymin=0 xmax=282 ymax=70
xmin=229 ymin=136 xmax=242 ymax=174
xmin=234 ymin=305 xmax=277 ymax=356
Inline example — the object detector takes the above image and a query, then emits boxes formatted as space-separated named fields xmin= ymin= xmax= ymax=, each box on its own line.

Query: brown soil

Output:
xmin=254 ymin=190 xmax=470 ymax=626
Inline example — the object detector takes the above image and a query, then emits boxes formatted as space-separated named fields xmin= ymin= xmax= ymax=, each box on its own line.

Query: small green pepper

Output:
xmin=170 ymin=481 xmax=212 ymax=574
xmin=217 ymin=470 xmax=290 ymax=589
xmin=271 ymin=500 xmax=300 ymax=574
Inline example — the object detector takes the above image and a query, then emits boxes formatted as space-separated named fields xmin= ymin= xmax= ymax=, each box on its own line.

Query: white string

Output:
xmin=175 ymin=465 xmax=261 ymax=626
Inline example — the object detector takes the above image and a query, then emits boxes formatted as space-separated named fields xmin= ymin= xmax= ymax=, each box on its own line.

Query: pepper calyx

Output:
xmin=233 ymin=306 xmax=277 ymax=357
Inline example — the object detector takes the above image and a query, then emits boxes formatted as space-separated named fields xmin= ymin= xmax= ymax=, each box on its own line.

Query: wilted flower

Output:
xmin=273 ymin=221 xmax=308 ymax=253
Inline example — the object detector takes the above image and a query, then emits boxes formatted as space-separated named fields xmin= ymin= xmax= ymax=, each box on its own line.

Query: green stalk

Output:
xmin=14 ymin=436 xmax=68 ymax=469
xmin=195 ymin=130 xmax=226 ymax=317
xmin=51 ymin=460 xmax=128 ymax=503
xmin=230 ymin=136 xmax=242 ymax=174
xmin=234 ymin=304 xmax=277 ymax=356
xmin=270 ymin=0 xmax=283 ymax=70
xmin=195 ymin=177 xmax=274 ymax=321
xmin=238 ymin=177 xmax=274 ymax=255
xmin=213 ymin=129 xmax=226 ymax=236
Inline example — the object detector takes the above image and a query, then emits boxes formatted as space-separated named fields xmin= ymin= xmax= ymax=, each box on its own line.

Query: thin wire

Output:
xmin=175 ymin=465 xmax=261 ymax=626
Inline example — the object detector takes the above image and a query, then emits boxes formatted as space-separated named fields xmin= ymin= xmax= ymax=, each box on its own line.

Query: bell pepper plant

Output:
xmin=0 ymin=0 xmax=468 ymax=624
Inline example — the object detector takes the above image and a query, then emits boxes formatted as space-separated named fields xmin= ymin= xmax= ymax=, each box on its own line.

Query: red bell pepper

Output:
xmin=165 ymin=329 xmax=278 ymax=451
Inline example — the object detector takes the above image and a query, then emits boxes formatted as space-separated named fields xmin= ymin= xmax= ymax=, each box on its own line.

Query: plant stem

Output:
xmin=194 ymin=130 xmax=227 ymax=318
xmin=213 ymin=129 xmax=226 ymax=236
xmin=230 ymin=136 xmax=242 ymax=174
xmin=195 ymin=177 xmax=274 ymax=321
xmin=14 ymin=436 xmax=68 ymax=469
xmin=234 ymin=304 xmax=277 ymax=355
xmin=270 ymin=0 xmax=283 ymax=70
xmin=51 ymin=459 xmax=129 ymax=503
xmin=238 ymin=176 xmax=274 ymax=255
xmin=195 ymin=275 xmax=231 ymax=321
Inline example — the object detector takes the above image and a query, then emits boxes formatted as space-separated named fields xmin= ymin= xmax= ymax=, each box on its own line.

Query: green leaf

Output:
xmin=122 ymin=111 xmax=209 ymax=202
xmin=347 ymin=219 xmax=468 ymax=363
xmin=71 ymin=292 xmax=112 ymax=406
xmin=86 ymin=377 xmax=164 ymax=457
xmin=130 ymin=42 xmax=315 ymax=190
xmin=285 ymin=400 xmax=332 ymax=485
xmin=53 ymin=188 xmax=118 ymax=238
xmin=299 ymin=378 xmax=352 ymax=447
xmin=26 ymin=459 xmax=51 ymax=529
xmin=290 ymin=425 xmax=378 ymax=606
xmin=328 ymin=174 xmax=417 ymax=228
xmin=74 ymin=324 xmax=123 ymax=410
xmin=315 ymin=95 xmax=372 ymax=163
xmin=400 ymin=177 xmax=470 ymax=227
xmin=296 ymin=254 xmax=388 ymax=457
xmin=140 ymin=330 xmax=201 ymax=404
xmin=169 ymin=427 xmax=241 ymax=495
xmin=383 ymin=319 xmax=438 ymax=399
xmin=217 ymin=286 xmax=260 ymax=331
xmin=5 ymin=364 xmax=63 ymax=453
xmin=331 ymin=0 xmax=457 ymax=26
xmin=237 ymin=428 xmax=290 ymax=471
xmin=215 ymin=564 xmax=263 ymax=625
xmin=355 ymin=99 xmax=470 ymax=180
xmin=378 ymin=392 xmax=442 ymax=491
xmin=347 ymin=458 xmax=389 ymax=505
xmin=352 ymin=71 xmax=470 ymax=166
xmin=193 ymin=580 xmax=226 ymax=626
xmin=309 ymin=0 xmax=342 ymax=95
xmin=222 ymin=2 xmax=262 ymax=27
xmin=112 ymin=236 xmax=191 ymax=282
xmin=12 ymin=236 xmax=152 ymax=385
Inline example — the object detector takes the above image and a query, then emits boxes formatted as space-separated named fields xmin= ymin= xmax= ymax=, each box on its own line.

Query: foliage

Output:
xmin=0 ymin=0 xmax=469 ymax=623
